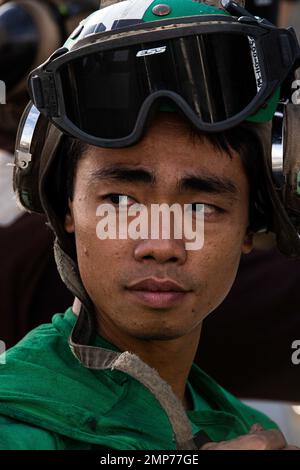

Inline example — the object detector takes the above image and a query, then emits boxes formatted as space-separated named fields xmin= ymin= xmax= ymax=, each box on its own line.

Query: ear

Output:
xmin=242 ymin=228 xmax=254 ymax=255
xmin=64 ymin=198 xmax=75 ymax=234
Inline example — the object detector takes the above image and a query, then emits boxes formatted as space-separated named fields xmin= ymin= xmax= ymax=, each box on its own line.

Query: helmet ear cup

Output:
xmin=267 ymin=102 xmax=300 ymax=257
xmin=13 ymin=102 xmax=49 ymax=213
xmin=282 ymin=103 xmax=300 ymax=221
xmin=242 ymin=117 xmax=300 ymax=258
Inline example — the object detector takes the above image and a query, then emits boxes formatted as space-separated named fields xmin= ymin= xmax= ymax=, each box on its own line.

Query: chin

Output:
xmin=128 ymin=326 xmax=189 ymax=341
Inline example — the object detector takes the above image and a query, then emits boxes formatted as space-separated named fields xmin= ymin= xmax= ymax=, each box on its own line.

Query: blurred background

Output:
xmin=0 ymin=0 xmax=299 ymax=446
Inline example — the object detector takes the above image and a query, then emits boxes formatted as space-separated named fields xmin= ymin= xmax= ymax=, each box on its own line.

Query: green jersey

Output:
xmin=0 ymin=308 xmax=278 ymax=450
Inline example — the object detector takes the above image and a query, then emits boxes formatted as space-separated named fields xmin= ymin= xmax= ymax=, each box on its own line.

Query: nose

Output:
xmin=134 ymin=238 xmax=187 ymax=265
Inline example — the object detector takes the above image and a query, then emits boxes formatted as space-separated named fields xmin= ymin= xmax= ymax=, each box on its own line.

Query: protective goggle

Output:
xmin=28 ymin=15 xmax=300 ymax=148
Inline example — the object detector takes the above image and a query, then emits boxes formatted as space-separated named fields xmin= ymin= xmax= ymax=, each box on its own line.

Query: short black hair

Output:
xmin=61 ymin=124 xmax=272 ymax=232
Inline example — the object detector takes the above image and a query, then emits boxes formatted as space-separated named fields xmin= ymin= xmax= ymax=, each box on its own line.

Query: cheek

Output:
xmin=190 ymin=222 xmax=246 ymax=313
xmin=72 ymin=206 xmax=95 ymax=263
xmin=71 ymin=201 xmax=111 ymax=289
xmin=72 ymin=205 xmax=130 ymax=299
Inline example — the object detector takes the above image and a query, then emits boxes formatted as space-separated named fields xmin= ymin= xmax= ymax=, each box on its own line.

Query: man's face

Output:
xmin=65 ymin=114 xmax=253 ymax=341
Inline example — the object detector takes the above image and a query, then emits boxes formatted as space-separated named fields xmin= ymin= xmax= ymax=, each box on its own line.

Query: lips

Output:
xmin=126 ymin=278 xmax=190 ymax=309
xmin=127 ymin=278 xmax=188 ymax=292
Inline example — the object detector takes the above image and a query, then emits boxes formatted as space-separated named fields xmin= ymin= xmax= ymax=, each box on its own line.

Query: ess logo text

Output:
xmin=136 ymin=46 xmax=167 ymax=57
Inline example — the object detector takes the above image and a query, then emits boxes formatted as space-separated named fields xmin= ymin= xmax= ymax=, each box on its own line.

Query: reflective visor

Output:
xmin=59 ymin=32 xmax=259 ymax=139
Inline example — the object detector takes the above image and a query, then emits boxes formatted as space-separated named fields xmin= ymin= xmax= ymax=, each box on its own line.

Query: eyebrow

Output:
xmin=89 ymin=165 xmax=155 ymax=185
xmin=179 ymin=173 xmax=238 ymax=198
xmin=89 ymin=164 xmax=238 ymax=198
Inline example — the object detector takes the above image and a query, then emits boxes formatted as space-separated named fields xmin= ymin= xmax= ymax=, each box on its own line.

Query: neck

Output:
xmin=72 ymin=298 xmax=202 ymax=409
xmin=90 ymin=309 xmax=200 ymax=408
xmin=134 ymin=333 xmax=201 ymax=410
xmin=103 ymin=324 xmax=201 ymax=409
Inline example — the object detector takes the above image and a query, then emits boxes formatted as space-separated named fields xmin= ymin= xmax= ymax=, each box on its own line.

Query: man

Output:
xmin=0 ymin=0 xmax=299 ymax=450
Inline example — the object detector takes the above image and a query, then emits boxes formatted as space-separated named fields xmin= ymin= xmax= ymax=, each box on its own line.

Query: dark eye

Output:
xmin=189 ymin=203 xmax=224 ymax=216
xmin=105 ymin=194 xmax=135 ymax=207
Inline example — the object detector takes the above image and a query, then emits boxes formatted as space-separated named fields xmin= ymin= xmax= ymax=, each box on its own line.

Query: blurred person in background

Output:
xmin=246 ymin=0 xmax=298 ymax=27
xmin=0 ymin=0 xmax=98 ymax=348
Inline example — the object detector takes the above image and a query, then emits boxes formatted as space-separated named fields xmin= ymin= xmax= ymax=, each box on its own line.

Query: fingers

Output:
xmin=249 ymin=423 xmax=264 ymax=433
xmin=201 ymin=428 xmax=287 ymax=450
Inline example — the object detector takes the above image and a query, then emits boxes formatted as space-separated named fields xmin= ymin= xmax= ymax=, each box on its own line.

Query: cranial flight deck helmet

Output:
xmin=12 ymin=0 xmax=300 ymax=449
